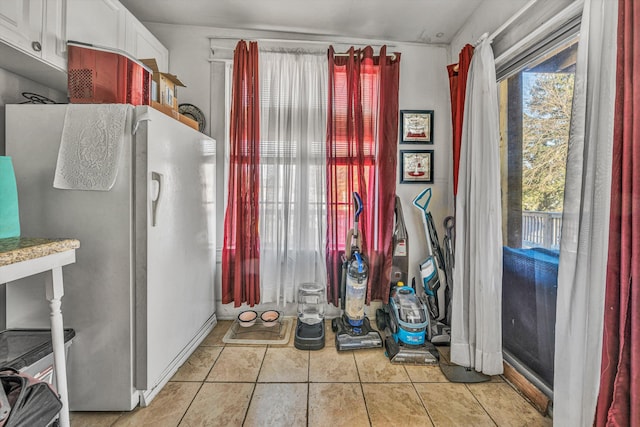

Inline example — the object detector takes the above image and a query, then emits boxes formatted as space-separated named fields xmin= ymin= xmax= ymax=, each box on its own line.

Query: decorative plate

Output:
xmin=178 ymin=103 xmax=206 ymax=132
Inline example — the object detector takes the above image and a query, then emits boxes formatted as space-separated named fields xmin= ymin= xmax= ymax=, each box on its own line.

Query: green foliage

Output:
xmin=522 ymin=73 xmax=574 ymax=212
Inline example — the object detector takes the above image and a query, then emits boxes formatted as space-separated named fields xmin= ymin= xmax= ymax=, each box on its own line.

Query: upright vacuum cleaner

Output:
xmin=413 ymin=188 xmax=451 ymax=344
xmin=377 ymin=196 xmax=439 ymax=364
xmin=332 ymin=192 xmax=383 ymax=351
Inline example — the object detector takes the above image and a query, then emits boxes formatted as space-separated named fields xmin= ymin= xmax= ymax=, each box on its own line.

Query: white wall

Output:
xmin=146 ymin=23 xmax=454 ymax=317
xmin=395 ymin=44 xmax=453 ymax=291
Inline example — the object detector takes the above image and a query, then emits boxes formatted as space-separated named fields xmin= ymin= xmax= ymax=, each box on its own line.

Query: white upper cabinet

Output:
xmin=125 ymin=13 xmax=168 ymax=72
xmin=0 ymin=0 xmax=66 ymax=68
xmin=41 ymin=0 xmax=67 ymax=69
xmin=0 ymin=0 xmax=67 ymax=90
xmin=67 ymin=0 xmax=126 ymax=50
xmin=0 ymin=1 xmax=42 ymax=54
xmin=67 ymin=0 xmax=168 ymax=71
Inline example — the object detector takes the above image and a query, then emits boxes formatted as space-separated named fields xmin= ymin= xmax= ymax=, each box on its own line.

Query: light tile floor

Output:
xmin=70 ymin=320 xmax=552 ymax=427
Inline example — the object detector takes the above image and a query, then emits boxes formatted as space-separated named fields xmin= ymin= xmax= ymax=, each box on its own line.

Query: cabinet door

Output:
xmin=41 ymin=0 xmax=66 ymax=69
xmin=125 ymin=13 xmax=168 ymax=70
xmin=0 ymin=0 xmax=42 ymax=56
xmin=0 ymin=0 xmax=67 ymax=90
xmin=67 ymin=0 xmax=126 ymax=50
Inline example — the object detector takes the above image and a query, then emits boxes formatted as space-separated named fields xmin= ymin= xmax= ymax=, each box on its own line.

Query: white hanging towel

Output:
xmin=54 ymin=104 xmax=131 ymax=191
xmin=450 ymin=36 xmax=504 ymax=376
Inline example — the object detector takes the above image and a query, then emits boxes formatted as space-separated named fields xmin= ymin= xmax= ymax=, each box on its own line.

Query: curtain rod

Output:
xmin=210 ymin=37 xmax=398 ymax=59
xmin=208 ymin=35 xmax=397 ymax=49
xmin=259 ymin=38 xmax=397 ymax=49
xmin=208 ymin=49 xmax=396 ymax=60
xmin=333 ymin=51 xmax=398 ymax=60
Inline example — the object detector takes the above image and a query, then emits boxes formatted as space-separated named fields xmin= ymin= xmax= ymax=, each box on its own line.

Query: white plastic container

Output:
xmin=297 ymin=282 xmax=325 ymax=325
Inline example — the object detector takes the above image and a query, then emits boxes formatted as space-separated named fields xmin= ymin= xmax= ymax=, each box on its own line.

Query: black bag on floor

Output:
xmin=0 ymin=367 xmax=62 ymax=427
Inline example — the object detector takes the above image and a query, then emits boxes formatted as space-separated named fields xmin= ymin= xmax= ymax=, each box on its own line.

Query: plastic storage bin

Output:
xmin=67 ymin=41 xmax=151 ymax=105
xmin=0 ymin=329 xmax=75 ymax=386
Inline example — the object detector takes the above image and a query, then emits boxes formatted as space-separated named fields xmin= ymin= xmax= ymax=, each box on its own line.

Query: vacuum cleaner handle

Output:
xmin=345 ymin=229 xmax=354 ymax=260
xmin=412 ymin=187 xmax=432 ymax=213
xmin=413 ymin=188 xmax=434 ymax=257
xmin=352 ymin=192 xmax=363 ymax=238
xmin=353 ymin=192 xmax=363 ymax=220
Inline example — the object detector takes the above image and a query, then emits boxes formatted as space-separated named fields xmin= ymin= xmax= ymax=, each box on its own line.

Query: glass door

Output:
xmin=499 ymin=38 xmax=578 ymax=395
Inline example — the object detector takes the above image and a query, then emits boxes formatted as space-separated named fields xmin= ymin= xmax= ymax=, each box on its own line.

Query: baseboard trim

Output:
xmin=502 ymin=361 xmax=551 ymax=415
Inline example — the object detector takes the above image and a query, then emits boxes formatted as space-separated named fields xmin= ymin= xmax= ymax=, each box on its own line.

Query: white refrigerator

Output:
xmin=5 ymin=104 xmax=217 ymax=411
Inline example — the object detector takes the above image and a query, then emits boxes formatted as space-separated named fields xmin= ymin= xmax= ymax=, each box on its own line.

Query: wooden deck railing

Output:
xmin=522 ymin=211 xmax=562 ymax=249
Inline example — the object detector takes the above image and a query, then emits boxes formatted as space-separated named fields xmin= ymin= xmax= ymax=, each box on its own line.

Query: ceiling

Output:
xmin=118 ymin=0 xmax=518 ymax=45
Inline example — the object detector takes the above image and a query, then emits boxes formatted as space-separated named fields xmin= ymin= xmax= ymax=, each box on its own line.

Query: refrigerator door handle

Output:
xmin=151 ymin=172 xmax=163 ymax=226
xmin=133 ymin=112 xmax=151 ymax=135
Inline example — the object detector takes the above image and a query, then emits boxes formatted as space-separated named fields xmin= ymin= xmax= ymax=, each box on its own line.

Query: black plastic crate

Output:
xmin=0 ymin=329 xmax=75 ymax=373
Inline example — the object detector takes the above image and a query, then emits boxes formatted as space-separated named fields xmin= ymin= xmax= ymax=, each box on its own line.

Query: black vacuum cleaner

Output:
xmin=332 ymin=192 xmax=383 ymax=351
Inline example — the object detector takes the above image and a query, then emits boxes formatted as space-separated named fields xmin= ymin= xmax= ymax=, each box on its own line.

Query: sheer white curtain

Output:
xmin=451 ymin=35 xmax=504 ymax=376
xmin=258 ymin=50 xmax=328 ymax=305
xmin=553 ymin=0 xmax=617 ymax=424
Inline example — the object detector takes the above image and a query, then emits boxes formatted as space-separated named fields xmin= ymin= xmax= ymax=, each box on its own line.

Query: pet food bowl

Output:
xmin=260 ymin=310 xmax=280 ymax=327
xmin=238 ymin=310 xmax=258 ymax=327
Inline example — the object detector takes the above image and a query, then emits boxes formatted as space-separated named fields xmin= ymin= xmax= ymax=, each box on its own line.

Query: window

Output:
xmin=324 ymin=47 xmax=400 ymax=304
xmin=256 ymin=51 xmax=328 ymax=304
xmin=222 ymin=46 xmax=399 ymax=306
xmin=499 ymin=38 xmax=578 ymax=393
xmin=328 ymin=60 xmax=379 ymax=249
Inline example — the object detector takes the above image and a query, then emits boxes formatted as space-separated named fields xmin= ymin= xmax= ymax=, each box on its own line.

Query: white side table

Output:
xmin=0 ymin=237 xmax=80 ymax=427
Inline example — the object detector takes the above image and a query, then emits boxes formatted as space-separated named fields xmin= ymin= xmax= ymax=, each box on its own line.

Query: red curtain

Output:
xmin=221 ymin=40 xmax=261 ymax=307
xmin=595 ymin=0 xmax=639 ymax=425
xmin=326 ymin=46 xmax=400 ymax=305
xmin=447 ymin=44 xmax=474 ymax=196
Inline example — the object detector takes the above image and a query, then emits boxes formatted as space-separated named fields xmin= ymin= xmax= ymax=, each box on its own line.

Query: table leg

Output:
xmin=45 ymin=266 xmax=70 ymax=427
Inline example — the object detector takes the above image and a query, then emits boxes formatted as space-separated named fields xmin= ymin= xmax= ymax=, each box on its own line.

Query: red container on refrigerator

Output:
xmin=67 ymin=41 xmax=152 ymax=105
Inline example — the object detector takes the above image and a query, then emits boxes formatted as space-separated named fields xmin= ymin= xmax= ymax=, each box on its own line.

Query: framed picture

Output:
xmin=400 ymin=150 xmax=434 ymax=183
xmin=400 ymin=110 xmax=434 ymax=143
